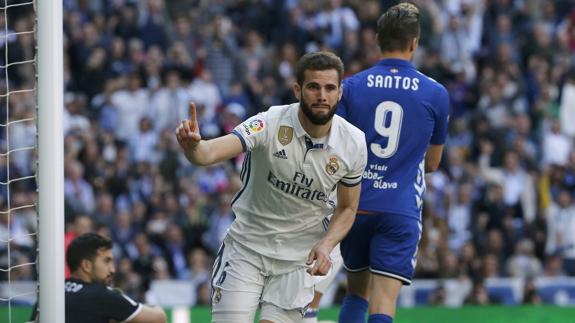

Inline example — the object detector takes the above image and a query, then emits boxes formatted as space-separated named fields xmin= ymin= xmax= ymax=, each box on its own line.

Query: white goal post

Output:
xmin=37 ymin=0 xmax=64 ymax=322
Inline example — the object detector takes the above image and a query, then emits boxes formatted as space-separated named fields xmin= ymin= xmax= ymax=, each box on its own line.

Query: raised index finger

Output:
xmin=189 ymin=102 xmax=197 ymax=123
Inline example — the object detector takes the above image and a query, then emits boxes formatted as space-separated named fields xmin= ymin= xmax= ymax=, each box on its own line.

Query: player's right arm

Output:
xmin=307 ymin=132 xmax=367 ymax=276
xmin=176 ymin=102 xmax=243 ymax=166
xmin=425 ymin=84 xmax=450 ymax=173
xmin=425 ymin=144 xmax=443 ymax=173
xmin=104 ymin=287 xmax=167 ymax=323
xmin=126 ymin=305 xmax=167 ymax=323
xmin=306 ymin=182 xmax=361 ymax=276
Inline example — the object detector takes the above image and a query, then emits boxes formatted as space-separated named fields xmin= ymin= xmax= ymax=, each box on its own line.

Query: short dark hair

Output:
xmin=295 ymin=51 xmax=344 ymax=86
xmin=66 ymin=233 xmax=113 ymax=272
xmin=377 ymin=3 xmax=420 ymax=52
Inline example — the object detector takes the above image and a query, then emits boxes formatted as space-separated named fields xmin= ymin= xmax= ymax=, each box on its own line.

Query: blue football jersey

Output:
xmin=337 ymin=58 xmax=450 ymax=219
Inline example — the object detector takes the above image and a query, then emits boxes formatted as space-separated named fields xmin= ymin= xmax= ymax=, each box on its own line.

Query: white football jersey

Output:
xmin=228 ymin=103 xmax=367 ymax=261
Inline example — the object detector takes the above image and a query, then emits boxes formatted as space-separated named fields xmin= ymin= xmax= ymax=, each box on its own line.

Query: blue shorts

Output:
xmin=341 ymin=213 xmax=422 ymax=285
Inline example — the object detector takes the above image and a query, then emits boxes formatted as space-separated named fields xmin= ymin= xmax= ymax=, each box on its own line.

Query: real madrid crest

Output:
xmin=277 ymin=126 xmax=293 ymax=146
xmin=326 ymin=156 xmax=339 ymax=175
xmin=213 ymin=287 xmax=222 ymax=304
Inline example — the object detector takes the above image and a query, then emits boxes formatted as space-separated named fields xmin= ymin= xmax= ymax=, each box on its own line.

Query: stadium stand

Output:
xmin=2 ymin=0 xmax=575 ymax=308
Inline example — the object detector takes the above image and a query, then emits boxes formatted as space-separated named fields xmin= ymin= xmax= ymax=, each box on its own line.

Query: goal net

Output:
xmin=0 ymin=1 xmax=37 ymax=322
xmin=1 ymin=0 xmax=64 ymax=322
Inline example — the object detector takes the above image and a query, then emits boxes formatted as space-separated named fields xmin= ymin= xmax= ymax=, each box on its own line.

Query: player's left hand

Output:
xmin=306 ymin=241 xmax=332 ymax=276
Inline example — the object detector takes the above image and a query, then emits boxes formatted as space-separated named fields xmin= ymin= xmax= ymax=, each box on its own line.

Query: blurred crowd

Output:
xmin=1 ymin=0 xmax=575 ymax=307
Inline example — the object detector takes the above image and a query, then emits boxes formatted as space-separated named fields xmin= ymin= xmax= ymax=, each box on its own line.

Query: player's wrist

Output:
xmin=185 ymin=142 xmax=202 ymax=158
xmin=317 ymin=237 xmax=337 ymax=251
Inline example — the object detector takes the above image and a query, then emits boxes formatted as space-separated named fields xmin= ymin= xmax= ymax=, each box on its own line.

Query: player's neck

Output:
xmin=380 ymin=51 xmax=413 ymax=61
xmin=298 ymin=109 xmax=331 ymax=138
xmin=71 ymin=271 xmax=92 ymax=283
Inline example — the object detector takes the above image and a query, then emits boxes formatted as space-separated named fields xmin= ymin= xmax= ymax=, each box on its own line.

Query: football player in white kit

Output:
xmin=176 ymin=51 xmax=367 ymax=323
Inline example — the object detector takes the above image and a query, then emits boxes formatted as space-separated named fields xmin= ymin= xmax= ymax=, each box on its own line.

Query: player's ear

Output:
xmin=80 ymin=258 xmax=92 ymax=274
xmin=410 ymin=37 xmax=418 ymax=52
xmin=338 ymin=83 xmax=343 ymax=101
xmin=293 ymin=82 xmax=302 ymax=101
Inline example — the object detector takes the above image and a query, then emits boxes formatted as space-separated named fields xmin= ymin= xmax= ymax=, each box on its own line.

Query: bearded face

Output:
xmin=299 ymin=94 xmax=338 ymax=125
xmin=294 ymin=69 xmax=342 ymax=125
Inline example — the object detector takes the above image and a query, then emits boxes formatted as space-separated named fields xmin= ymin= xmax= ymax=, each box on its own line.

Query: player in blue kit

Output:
xmin=336 ymin=3 xmax=450 ymax=323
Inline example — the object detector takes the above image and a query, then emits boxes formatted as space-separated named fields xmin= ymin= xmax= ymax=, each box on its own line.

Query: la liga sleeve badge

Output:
xmin=242 ymin=117 xmax=265 ymax=136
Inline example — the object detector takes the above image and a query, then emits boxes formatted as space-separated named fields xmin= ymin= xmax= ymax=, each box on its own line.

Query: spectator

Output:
xmin=313 ymin=0 xmax=360 ymax=50
xmin=64 ymin=214 xmax=94 ymax=277
xmin=161 ymin=224 xmax=189 ymax=279
xmin=545 ymin=190 xmax=575 ymax=275
xmin=129 ymin=117 xmax=159 ymax=163
xmin=147 ymin=69 xmax=190 ymax=135
xmin=428 ymin=284 xmax=447 ymax=306
xmin=447 ymin=182 xmax=473 ymax=253
xmin=542 ymin=120 xmax=573 ymax=167
xmin=138 ymin=0 xmax=170 ymax=50
xmin=506 ymin=239 xmax=543 ymax=278
xmin=203 ymin=15 xmax=240 ymax=95
xmin=111 ymin=210 xmax=139 ymax=256
xmin=559 ymin=72 xmax=575 ymax=138
xmin=110 ymin=73 xmax=149 ymax=142
xmin=64 ymin=160 xmax=96 ymax=216
xmin=464 ymin=280 xmax=493 ymax=305
xmin=92 ymin=193 xmax=115 ymax=227
xmin=479 ymin=147 xmax=537 ymax=224
xmin=188 ymin=69 xmax=222 ymax=125
xmin=522 ymin=278 xmax=542 ymax=305
xmin=187 ymin=247 xmax=211 ymax=288
xmin=439 ymin=15 xmax=475 ymax=79
xmin=201 ymin=193 xmax=234 ymax=255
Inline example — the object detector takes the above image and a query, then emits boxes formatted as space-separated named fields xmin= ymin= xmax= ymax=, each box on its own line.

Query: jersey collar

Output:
xmin=290 ymin=103 xmax=339 ymax=149
xmin=377 ymin=58 xmax=414 ymax=69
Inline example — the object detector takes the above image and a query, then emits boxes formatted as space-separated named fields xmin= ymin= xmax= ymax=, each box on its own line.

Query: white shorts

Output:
xmin=211 ymin=235 xmax=315 ymax=323
xmin=313 ymin=244 xmax=343 ymax=294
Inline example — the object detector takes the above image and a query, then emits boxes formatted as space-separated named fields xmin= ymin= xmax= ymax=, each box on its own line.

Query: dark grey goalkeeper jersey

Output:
xmin=65 ymin=278 xmax=142 ymax=323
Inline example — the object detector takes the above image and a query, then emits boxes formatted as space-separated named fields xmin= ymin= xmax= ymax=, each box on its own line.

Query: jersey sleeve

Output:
xmin=429 ymin=85 xmax=450 ymax=145
xmin=340 ymin=132 xmax=368 ymax=187
xmin=232 ymin=112 xmax=268 ymax=152
xmin=100 ymin=287 xmax=142 ymax=321
xmin=336 ymin=78 xmax=352 ymax=119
